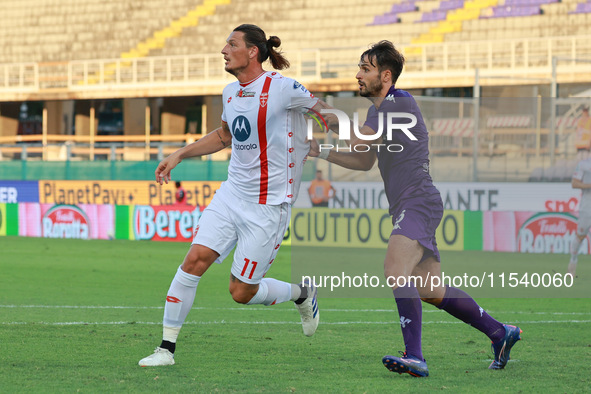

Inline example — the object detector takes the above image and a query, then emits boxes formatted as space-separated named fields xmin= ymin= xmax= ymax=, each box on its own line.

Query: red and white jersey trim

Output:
xmin=221 ymin=71 xmax=318 ymax=205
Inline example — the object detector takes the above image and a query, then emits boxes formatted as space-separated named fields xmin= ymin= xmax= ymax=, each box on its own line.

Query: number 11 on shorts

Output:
xmin=241 ymin=258 xmax=258 ymax=280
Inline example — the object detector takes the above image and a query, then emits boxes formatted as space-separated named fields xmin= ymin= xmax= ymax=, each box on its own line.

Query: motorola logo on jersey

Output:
xmin=232 ymin=116 xmax=251 ymax=142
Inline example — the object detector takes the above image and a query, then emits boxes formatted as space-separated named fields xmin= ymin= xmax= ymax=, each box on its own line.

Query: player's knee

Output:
xmin=229 ymin=287 xmax=253 ymax=304
xmin=181 ymin=246 xmax=216 ymax=276
xmin=420 ymin=297 xmax=443 ymax=306
xmin=181 ymin=253 xmax=204 ymax=275
xmin=228 ymin=281 xmax=258 ymax=304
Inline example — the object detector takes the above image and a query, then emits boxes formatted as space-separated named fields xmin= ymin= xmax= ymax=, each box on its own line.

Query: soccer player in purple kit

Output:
xmin=309 ymin=41 xmax=522 ymax=377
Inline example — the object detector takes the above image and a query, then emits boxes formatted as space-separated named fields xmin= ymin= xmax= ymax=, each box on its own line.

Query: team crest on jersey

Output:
xmin=260 ymin=92 xmax=268 ymax=107
xmin=231 ymin=115 xmax=251 ymax=142
xmin=237 ymin=89 xmax=255 ymax=98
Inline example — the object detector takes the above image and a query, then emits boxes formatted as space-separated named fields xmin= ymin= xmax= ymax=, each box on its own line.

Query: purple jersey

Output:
xmin=363 ymin=86 xmax=441 ymax=216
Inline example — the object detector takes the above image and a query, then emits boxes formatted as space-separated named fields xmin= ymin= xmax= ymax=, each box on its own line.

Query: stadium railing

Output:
xmin=1 ymin=34 xmax=590 ymax=100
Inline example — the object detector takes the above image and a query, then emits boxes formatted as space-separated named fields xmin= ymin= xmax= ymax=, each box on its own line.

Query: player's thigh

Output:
xmin=192 ymin=190 xmax=238 ymax=266
xmin=384 ymin=234 xmax=424 ymax=281
xmin=577 ymin=214 xmax=591 ymax=237
xmin=231 ymin=202 xmax=290 ymax=284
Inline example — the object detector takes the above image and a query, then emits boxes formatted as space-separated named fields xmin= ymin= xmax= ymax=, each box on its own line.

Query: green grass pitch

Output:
xmin=0 ymin=236 xmax=589 ymax=392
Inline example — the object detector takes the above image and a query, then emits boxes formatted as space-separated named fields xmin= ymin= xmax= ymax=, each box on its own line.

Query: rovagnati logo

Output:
xmin=306 ymin=108 xmax=418 ymax=153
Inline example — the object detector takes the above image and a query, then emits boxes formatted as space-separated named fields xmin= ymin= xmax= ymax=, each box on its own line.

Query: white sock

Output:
xmin=162 ymin=266 xmax=201 ymax=342
xmin=247 ymin=278 xmax=293 ymax=306
xmin=570 ymin=237 xmax=583 ymax=264
xmin=290 ymin=284 xmax=302 ymax=301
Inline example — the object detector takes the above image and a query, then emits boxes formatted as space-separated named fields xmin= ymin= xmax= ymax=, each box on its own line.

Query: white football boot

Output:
xmin=138 ymin=347 xmax=175 ymax=366
xmin=295 ymin=280 xmax=319 ymax=336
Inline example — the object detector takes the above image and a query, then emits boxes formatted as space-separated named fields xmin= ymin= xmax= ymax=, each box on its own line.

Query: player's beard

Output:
xmin=359 ymin=77 xmax=383 ymax=98
xmin=224 ymin=57 xmax=250 ymax=77
xmin=224 ymin=64 xmax=239 ymax=76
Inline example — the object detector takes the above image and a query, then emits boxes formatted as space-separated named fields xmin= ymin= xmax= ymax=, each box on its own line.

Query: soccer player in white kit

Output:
xmin=569 ymin=157 xmax=591 ymax=277
xmin=139 ymin=24 xmax=322 ymax=366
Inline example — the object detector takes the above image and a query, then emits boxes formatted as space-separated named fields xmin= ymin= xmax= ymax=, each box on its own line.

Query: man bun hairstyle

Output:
xmin=361 ymin=40 xmax=405 ymax=85
xmin=234 ymin=24 xmax=290 ymax=70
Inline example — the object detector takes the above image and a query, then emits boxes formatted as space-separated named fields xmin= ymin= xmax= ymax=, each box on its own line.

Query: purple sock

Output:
xmin=437 ymin=286 xmax=505 ymax=343
xmin=393 ymin=283 xmax=423 ymax=360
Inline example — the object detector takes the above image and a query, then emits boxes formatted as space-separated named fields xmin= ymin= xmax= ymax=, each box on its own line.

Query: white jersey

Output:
xmin=573 ymin=158 xmax=591 ymax=213
xmin=221 ymin=71 xmax=318 ymax=205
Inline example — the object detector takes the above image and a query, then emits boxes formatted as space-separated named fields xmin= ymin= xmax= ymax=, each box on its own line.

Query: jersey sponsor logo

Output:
xmin=233 ymin=143 xmax=258 ymax=151
xmin=42 ymin=204 xmax=90 ymax=239
xmin=293 ymin=81 xmax=309 ymax=93
xmin=237 ymin=89 xmax=255 ymax=98
xmin=260 ymin=92 xmax=269 ymax=108
xmin=231 ymin=115 xmax=251 ymax=142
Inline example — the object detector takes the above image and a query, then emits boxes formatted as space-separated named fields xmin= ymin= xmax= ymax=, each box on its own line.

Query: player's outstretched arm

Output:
xmin=309 ymin=100 xmax=379 ymax=149
xmin=308 ymin=138 xmax=376 ymax=171
xmin=155 ymin=122 xmax=232 ymax=185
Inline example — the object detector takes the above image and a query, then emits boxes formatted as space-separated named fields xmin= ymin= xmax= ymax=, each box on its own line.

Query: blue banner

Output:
xmin=0 ymin=181 xmax=39 ymax=203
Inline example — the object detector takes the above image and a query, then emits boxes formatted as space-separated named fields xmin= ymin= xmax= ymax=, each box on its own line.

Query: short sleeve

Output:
xmin=363 ymin=106 xmax=379 ymax=133
xmin=221 ymin=85 xmax=231 ymax=123
xmin=363 ymin=95 xmax=414 ymax=135
xmin=282 ymin=78 xmax=318 ymax=113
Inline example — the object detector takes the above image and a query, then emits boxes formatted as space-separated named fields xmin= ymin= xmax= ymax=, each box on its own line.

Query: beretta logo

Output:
xmin=42 ymin=205 xmax=90 ymax=239
xmin=517 ymin=212 xmax=586 ymax=254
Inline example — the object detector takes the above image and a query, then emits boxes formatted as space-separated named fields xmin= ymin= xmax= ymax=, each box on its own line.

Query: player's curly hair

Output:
xmin=361 ymin=40 xmax=405 ymax=85
xmin=233 ymin=24 xmax=290 ymax=70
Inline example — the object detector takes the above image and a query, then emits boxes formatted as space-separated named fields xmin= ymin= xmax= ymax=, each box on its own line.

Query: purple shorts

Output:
xmin=390 ymin=199 xmax=443 ymax=263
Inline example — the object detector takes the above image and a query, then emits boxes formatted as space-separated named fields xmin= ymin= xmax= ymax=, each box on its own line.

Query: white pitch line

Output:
xmin=1 ymin=320 xmax=590 ymax=326
xmin=1 ymin=304 xmax=590 ymax=315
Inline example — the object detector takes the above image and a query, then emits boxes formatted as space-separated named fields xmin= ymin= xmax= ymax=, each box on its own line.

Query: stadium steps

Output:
xmin=82 ymin=0 xmax=232 ymax=85
xmin=412 ymin=0 xmax=499 ymax=46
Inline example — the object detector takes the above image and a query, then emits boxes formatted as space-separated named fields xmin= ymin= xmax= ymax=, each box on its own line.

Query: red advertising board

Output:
xmin=133 ymin=204 xmax=202 ymax=242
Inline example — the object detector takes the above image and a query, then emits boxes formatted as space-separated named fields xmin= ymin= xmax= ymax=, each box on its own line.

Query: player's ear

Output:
xmin=249 ymin=45 xmax=258 ymax=60
xmin=382 ymin=69 xmax=392 ymax=84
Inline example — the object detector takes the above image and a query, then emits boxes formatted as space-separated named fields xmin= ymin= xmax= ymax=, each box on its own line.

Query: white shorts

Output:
xmin=577 ymin=212 xmax=591 ymax=236
xmin=192 ymin=183 xmax=291 ymax=284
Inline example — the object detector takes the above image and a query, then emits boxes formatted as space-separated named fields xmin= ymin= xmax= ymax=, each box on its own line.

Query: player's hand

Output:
xmin=307 ymin=138 xmax=320 ymax=158
xmin=155 ymin=153 xmax=182 ymax=185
